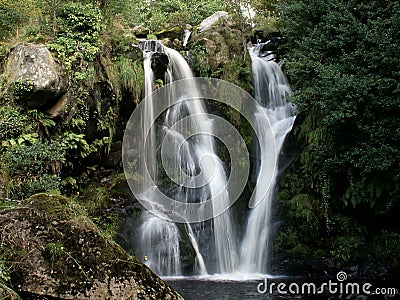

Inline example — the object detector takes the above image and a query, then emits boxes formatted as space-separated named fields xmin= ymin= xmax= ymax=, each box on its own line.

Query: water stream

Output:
xmin=136 ymin=40 xmax=239 ymax=275
xmin=132 ymin=40 xmax=295 ymax=277
xmin=239 ymin=44 xmax=296 ymax=274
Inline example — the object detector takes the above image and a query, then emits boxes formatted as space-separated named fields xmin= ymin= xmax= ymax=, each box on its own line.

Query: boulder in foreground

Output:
xmin=0 ymin=193 xmax=183 ymax=300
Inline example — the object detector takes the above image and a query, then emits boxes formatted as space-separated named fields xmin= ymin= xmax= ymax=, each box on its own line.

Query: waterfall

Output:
xmin=135 ymin=51 xmax=182 ymax=276
xmin=182 ymin=29 xmax=191 ymax=47
xmin=132 ymin=39 xmax=295 ymax=277
xmin=136 ymin=41 xmax=239 ymax=276
xmin=239 ymin=44 xmax=296 ymax=274
xmin=138 ymin=211 xmax=181 ymax=276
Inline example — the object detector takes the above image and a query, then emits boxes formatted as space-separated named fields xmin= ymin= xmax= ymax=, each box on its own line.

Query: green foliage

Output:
xmin=101 ymin=0 xmax=225 ymax=31
xmin=0 ymin=0 xmax=42 ymax=40
xmin=0 ymin=106 xmax=65 ymax=199
xmin=10 ymin=80 xmax=34 ymax=103
xmin=48 ymin=2 xmax=103 ymax=70
xmin=0 ymin=6 xmax=22 ymax=40
xmin=0 ymin=99 xmax=109 ymax=200
xmin=190 ymin=44 xmax=210 ymax=76
xmin=46 ymin=241 xmax=63 ymax=261
xmin=372 ymin=230 xmax=400 ymax=261
xmin=103 ymin=55 xmax=144 ymax=104
xmin=0 ymin=1 xmax=144 ymax=202
xmin=76 ymin=174 xmax=129 ymax=240
xmin=274 ymin=0 xmax=400 ymax=274
xmin=0 ymin=254 xmax=11 ymax=283
xmin=280 ymin=0 xmax=400 ymax=210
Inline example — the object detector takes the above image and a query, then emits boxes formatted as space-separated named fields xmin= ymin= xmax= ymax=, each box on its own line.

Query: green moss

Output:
xmin=0 ymin=193 xmax=166 ymax=296
xmin=155 ymin=27 xmax=184 ymax=40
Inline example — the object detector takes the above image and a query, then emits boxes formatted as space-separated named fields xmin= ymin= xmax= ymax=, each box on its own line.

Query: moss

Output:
xmin=155 ymin=26 xmax=185 ymax=40
xmin=0 ymin=193 xmax=182 ymax=298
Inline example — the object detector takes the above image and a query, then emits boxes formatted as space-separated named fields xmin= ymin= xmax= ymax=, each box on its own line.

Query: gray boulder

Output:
xmin=4 ymin=43 xmax=67 ymax=109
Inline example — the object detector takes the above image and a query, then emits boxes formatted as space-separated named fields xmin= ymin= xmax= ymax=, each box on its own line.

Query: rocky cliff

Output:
xmin=0 ymin=194 xmax=183 ymax=300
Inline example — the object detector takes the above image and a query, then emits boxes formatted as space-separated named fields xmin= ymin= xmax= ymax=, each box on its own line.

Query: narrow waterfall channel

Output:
xmin=132 ymin=40 xmax=295 ymax=277
xmin=239 ymin=44 xmax=296 ymax=274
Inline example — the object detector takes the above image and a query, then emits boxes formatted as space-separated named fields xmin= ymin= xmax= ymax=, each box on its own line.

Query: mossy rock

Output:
xmin=155 ymin=27 xmax=185 ymax=41
xmin=0 ymin=193 xmax=183 ymax=299
xmin=3 ymin=43 xmax=67 ymax=109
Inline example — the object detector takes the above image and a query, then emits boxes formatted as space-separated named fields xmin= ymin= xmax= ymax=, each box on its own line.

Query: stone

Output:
xmin=155 ymin=27 xmax=185 ymax=41
xmin=197 ymin=11 xmax=229 ymax=33
xmin=132 ymin=25 xmax=150 ymax=37
xmin=4 ymin=43 xmax=67 ymax=109
xmin=46 ymin=92 xmax=69 ymax=118
xmin=0 ymin=193 xmax=183 ymax=300
xmin=151 ymin=52 xmax=169 ymax=80
xmin=191 ymin=27 xmax=243 ymax=72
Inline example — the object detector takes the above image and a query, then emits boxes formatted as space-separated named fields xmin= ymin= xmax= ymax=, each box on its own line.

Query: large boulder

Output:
xmin=3 ymin=43 xmax=67 ymax=109
xmin=191 ymin=26 xmax=244 ymax=73
xmin=151 ymin=52 xmax=169 ymax=80
xmin=0 ymin=193 xmax=183 ymax=300
xmin=132 ymin=25 xmax=150 ymax=38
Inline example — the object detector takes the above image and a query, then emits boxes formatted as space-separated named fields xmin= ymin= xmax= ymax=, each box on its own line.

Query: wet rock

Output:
xmin=3 ymin=43 xmax=67 ymax=109
xmin=156 ymin=27 xmax=185 ymax=41
xmin=0 ymin=193 xmax=183 ymax=300
xmin=46 ymin=92 xmax=69 ymax=118
xmin=151 ymin=52 xmax=169 ymax=80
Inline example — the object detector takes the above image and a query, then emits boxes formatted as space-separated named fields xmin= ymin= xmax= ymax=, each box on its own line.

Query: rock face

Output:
xmin=4 ymin=43 xmax=67 ymax=109
xmin=151 ymin=52 xmax=169 ymax=80
xmin=191 ymin=26 xmax=244 ymax=73
xmin=197 ymin=11 xmax=229 ymax=33
xmin=0 ymin=194 xmax=183 ymax=300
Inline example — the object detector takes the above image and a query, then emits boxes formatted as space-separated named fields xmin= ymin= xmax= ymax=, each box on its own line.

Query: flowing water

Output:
xmin=136 ymin=41 xmax=239 ymax=276
xmin=239 ymin=44 xmax=296 ymax=274
xmin=133 ymin=40 xmax=295 ymax=278
xmin=183 ymin=29 xmax=191 ymax=47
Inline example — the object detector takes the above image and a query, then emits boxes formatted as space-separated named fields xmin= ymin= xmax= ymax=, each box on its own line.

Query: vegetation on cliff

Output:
xmin=0 ymin=0 xmax=399 ymax=293
xmin=274 ymin=0 xmax=400 ymax=277
xmin=0 ymin=193 xmax=183 ymax=299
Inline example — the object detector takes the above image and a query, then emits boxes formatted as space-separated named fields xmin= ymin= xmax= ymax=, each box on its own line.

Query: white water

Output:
xmin=135 ymin=41 xmax=295 ymax=277
xmin=239 ymin=44 xmax=296 ymax=274
xmin=184 ymin=223 xmax=207 ymax=275
xmin=138 ymin=211 xmax=181 ymax=276
xmin=137 ymin=41 xmax=239 ymax=276
xmin=183 ymin=29 xmax=191 ymax=47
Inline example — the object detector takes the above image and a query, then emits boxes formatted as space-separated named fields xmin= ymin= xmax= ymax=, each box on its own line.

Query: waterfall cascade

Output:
xmin=239 ymin=43 xmax=296 ymax=274
xmin=132 ymin=40 xmax=295 ymax=277
xmin=136 ymin=40 xmax=239 ymax=276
